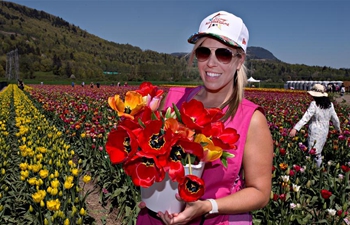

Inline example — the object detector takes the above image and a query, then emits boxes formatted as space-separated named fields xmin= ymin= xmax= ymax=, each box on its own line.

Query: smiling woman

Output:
xmin=136 ymin=10 xmax=273 ymax=225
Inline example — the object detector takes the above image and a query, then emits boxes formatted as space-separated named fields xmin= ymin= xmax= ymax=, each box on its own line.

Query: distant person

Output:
xmin=41 ymin=82 xmax=43 ymax=85
xmin=82 ymin=81 xmax=85 ymax=87
xmin=289 ymin=84 xmax=341 ymax=167
xmin=124 ymin=82 xmax=128 ymax=87
xmin=117 ymin=82 xmax=120 ymax=87
xmin=90 ymin=82 xmax=94 ymax=88
xmin=340 ymin=84 xmax=345 ymax=96
xmin=96 ymin=82 xmax=100 ymax=88
xmin=18 ymin=79 xmax=24 ymax=90
xmin=71 ymin=81 xmax=75 ymax=88
xmin=327 ymin=84 xmax=332 ymax=92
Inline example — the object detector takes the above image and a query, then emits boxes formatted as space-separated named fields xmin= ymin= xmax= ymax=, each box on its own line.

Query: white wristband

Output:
xmin=207 ymin=199 xmax=219 ymax=214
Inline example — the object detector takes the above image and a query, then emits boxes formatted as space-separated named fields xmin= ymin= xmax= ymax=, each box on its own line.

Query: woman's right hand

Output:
xmin=157 ymin=195 xmax=211 ymax=225
xmin=289 ymin=129 xmax=297 ymax=137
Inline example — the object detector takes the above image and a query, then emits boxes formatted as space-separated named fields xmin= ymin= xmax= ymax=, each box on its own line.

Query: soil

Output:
xmin=81 ymin=179 xmax=120 ymax=225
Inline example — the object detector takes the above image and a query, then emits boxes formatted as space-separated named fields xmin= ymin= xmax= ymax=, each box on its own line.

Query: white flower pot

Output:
xmin=141 ymin=162 xmax=205 ymax=214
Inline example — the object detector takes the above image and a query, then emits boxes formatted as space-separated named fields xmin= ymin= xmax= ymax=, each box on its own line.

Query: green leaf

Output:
xmin=172 ymin=103 xmax=182 ymax=123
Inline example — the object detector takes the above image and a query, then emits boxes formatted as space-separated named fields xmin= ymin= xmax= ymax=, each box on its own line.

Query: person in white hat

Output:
xmin=137 ymin=11 xmax=273 ymax=225
xmin=289 ymin=83 xmax=341 ymax=167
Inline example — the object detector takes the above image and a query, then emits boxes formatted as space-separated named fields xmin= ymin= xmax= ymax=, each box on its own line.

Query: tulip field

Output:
xmin=0 ymin=83 xmax=349 ymax=225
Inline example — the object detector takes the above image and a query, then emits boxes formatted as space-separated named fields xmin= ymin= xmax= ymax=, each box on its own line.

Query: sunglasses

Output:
xmin=195 ymin=47 xmax=241 ymax=64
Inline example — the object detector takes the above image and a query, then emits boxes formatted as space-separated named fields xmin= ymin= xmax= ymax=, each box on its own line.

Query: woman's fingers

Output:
xmin=175 ymin=193 xmax=184 ymax=202
xmin=137 ymin=201 xmax=146 ymax=209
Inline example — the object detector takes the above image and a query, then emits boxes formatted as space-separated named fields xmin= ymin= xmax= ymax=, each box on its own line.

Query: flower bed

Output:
xmin=1 ymin=84 xmax=349 ymax=224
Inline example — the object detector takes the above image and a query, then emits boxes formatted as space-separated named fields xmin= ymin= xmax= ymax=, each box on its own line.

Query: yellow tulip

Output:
xmin=83 ymin=175 xmax=91 ymax=184
xmin=47 ymin=199 xmax=60 ymax=211
xmin=71 ymin=168 xmax=79 ymax=176
xmin=64 ymin=181 xmax=74 ymax=189
xmin=194 ymin=134 xmax=223 ymax=162
xmin=79 ymin=207 xmax=86 ymax=216
xmin=64 ymin=218 xmax=70 ymax=225
xmin=39 ymin=169 xmax=49 ymax=179
xmin=28 ymin=177 xmax=37 ymax=186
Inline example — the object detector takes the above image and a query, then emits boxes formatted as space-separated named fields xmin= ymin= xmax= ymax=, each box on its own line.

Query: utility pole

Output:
xmin=6 ymin=49 xmax=19 ymax=81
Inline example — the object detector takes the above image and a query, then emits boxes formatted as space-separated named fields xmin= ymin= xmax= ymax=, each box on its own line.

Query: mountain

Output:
xmin=0 ymin=1 xmax=348 ymax=83
xmin=246 ymin=47 xmax=279 ymax=61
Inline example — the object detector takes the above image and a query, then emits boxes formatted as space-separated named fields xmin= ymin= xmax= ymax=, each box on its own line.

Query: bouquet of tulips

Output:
xmin=105 ymin=82 xmax=239 ymax=202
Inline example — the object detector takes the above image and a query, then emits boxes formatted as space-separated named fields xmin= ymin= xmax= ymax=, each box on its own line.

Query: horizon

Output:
xmin=5 ymin=0 xmax=350 ymax=69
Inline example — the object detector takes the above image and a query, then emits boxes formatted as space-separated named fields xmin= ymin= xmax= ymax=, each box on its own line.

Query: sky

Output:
xmin=6 ymin=0 xmax=350 ymax=69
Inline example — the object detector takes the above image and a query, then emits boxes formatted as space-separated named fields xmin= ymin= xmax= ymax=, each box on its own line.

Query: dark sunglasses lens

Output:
xmin=216 ymin=48 xmax=233 ymax=64
xmin=195 ymin=47 xmax=211 ymax=61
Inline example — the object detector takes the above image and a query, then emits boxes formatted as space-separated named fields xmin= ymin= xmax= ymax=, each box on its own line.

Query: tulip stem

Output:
xmin=186 ymin=153 xmax=192 ymax=175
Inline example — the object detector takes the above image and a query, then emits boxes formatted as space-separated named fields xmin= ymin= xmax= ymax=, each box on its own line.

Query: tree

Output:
xmin=52 ymin=54 xmax=62 ymax=75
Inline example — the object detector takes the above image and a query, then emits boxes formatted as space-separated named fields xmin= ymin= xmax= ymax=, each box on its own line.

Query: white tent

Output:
xmin=247 ymin=77 xmax=260 ymax=87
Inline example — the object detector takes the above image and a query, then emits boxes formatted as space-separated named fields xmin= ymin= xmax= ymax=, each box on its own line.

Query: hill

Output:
xmin=0 ymin=1 xmax=349 ymax=84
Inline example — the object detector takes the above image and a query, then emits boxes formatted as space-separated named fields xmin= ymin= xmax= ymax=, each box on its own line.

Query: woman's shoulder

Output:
xmin=310 ymin=101 xmax=317 ymax=106
xmin=241 ymin=98 xmax=259 ymax=108
xmin=240 ymin=98 xmax=264 ymax=114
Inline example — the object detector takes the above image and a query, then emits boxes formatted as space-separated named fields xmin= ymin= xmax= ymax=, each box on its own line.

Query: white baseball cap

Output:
xmin=188 ymin=11 xmax=249 ymax=52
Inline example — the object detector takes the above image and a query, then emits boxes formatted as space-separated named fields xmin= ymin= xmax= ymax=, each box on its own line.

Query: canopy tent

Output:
xmin=247 ymin=77 xmax=260 ymax=87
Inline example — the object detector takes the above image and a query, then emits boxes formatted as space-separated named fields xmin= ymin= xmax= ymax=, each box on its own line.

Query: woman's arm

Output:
xmin=214 ymin=110 xmax=273 ymax=214
xmin=330 ymin=103 xmax=341 ymax=132
xmin=289 ymin=102 xmax=316 ymax=137
xmin=293 ymin=102 xmax=316 ymax=131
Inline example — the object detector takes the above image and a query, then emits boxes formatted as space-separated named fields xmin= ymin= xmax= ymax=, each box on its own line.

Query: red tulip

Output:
xmin=341 ymin=165 xmax=350 ymax=173
xmin=279 ymin=148 xmax=286 ymax=156
xmin=178 ymin=175 xmax=205 ymax=202
xmin=320 ymin=189 xmax=332 ymax=199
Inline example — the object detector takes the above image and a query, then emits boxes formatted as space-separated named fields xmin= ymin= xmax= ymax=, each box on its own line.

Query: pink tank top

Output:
xmin=137 ymin=87 xmax=261 ymax=225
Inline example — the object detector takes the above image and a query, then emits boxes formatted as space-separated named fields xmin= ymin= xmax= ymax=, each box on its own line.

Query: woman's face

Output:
xmin=196 ymin=38 xmax=245 ymax=93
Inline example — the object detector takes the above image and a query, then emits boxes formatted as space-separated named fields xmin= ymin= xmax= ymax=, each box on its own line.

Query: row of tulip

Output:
xmin=2 ymin=83 xmax=349 ymax=224
xmin=0 ymin=84 xmax=92 ymax=225
xmin=27 ymin=84 xmax=142 ymax=224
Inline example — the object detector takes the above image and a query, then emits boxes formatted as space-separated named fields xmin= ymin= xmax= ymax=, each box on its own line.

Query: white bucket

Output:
xmin=141 ymin=162 xmax=204 ymax=214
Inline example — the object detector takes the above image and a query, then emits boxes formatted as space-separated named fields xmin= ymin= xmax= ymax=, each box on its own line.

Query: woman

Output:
xmin=289 ymin=83 xmax=341 ymax=167
xmin=137 ymin=11 xmax=273 ymax=224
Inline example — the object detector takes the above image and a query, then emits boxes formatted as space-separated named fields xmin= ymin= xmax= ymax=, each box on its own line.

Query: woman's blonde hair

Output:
xmin=188 ymin=37 xmax=248 ymax=122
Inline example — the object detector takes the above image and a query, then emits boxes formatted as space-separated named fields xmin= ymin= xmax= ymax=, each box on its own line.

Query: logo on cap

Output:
xmin=205 ymin=13 xmax=229 ymax=30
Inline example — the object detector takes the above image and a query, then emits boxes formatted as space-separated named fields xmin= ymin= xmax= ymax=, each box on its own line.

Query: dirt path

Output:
xmin=334 ymin=93 xmax=350 ymax=106
xmin=81 ymin=180 xmax=120 ymax=225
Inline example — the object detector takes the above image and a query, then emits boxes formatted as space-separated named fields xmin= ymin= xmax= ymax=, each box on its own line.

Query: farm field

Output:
xmin=0 ymin=83 xmax=349 ymax=225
